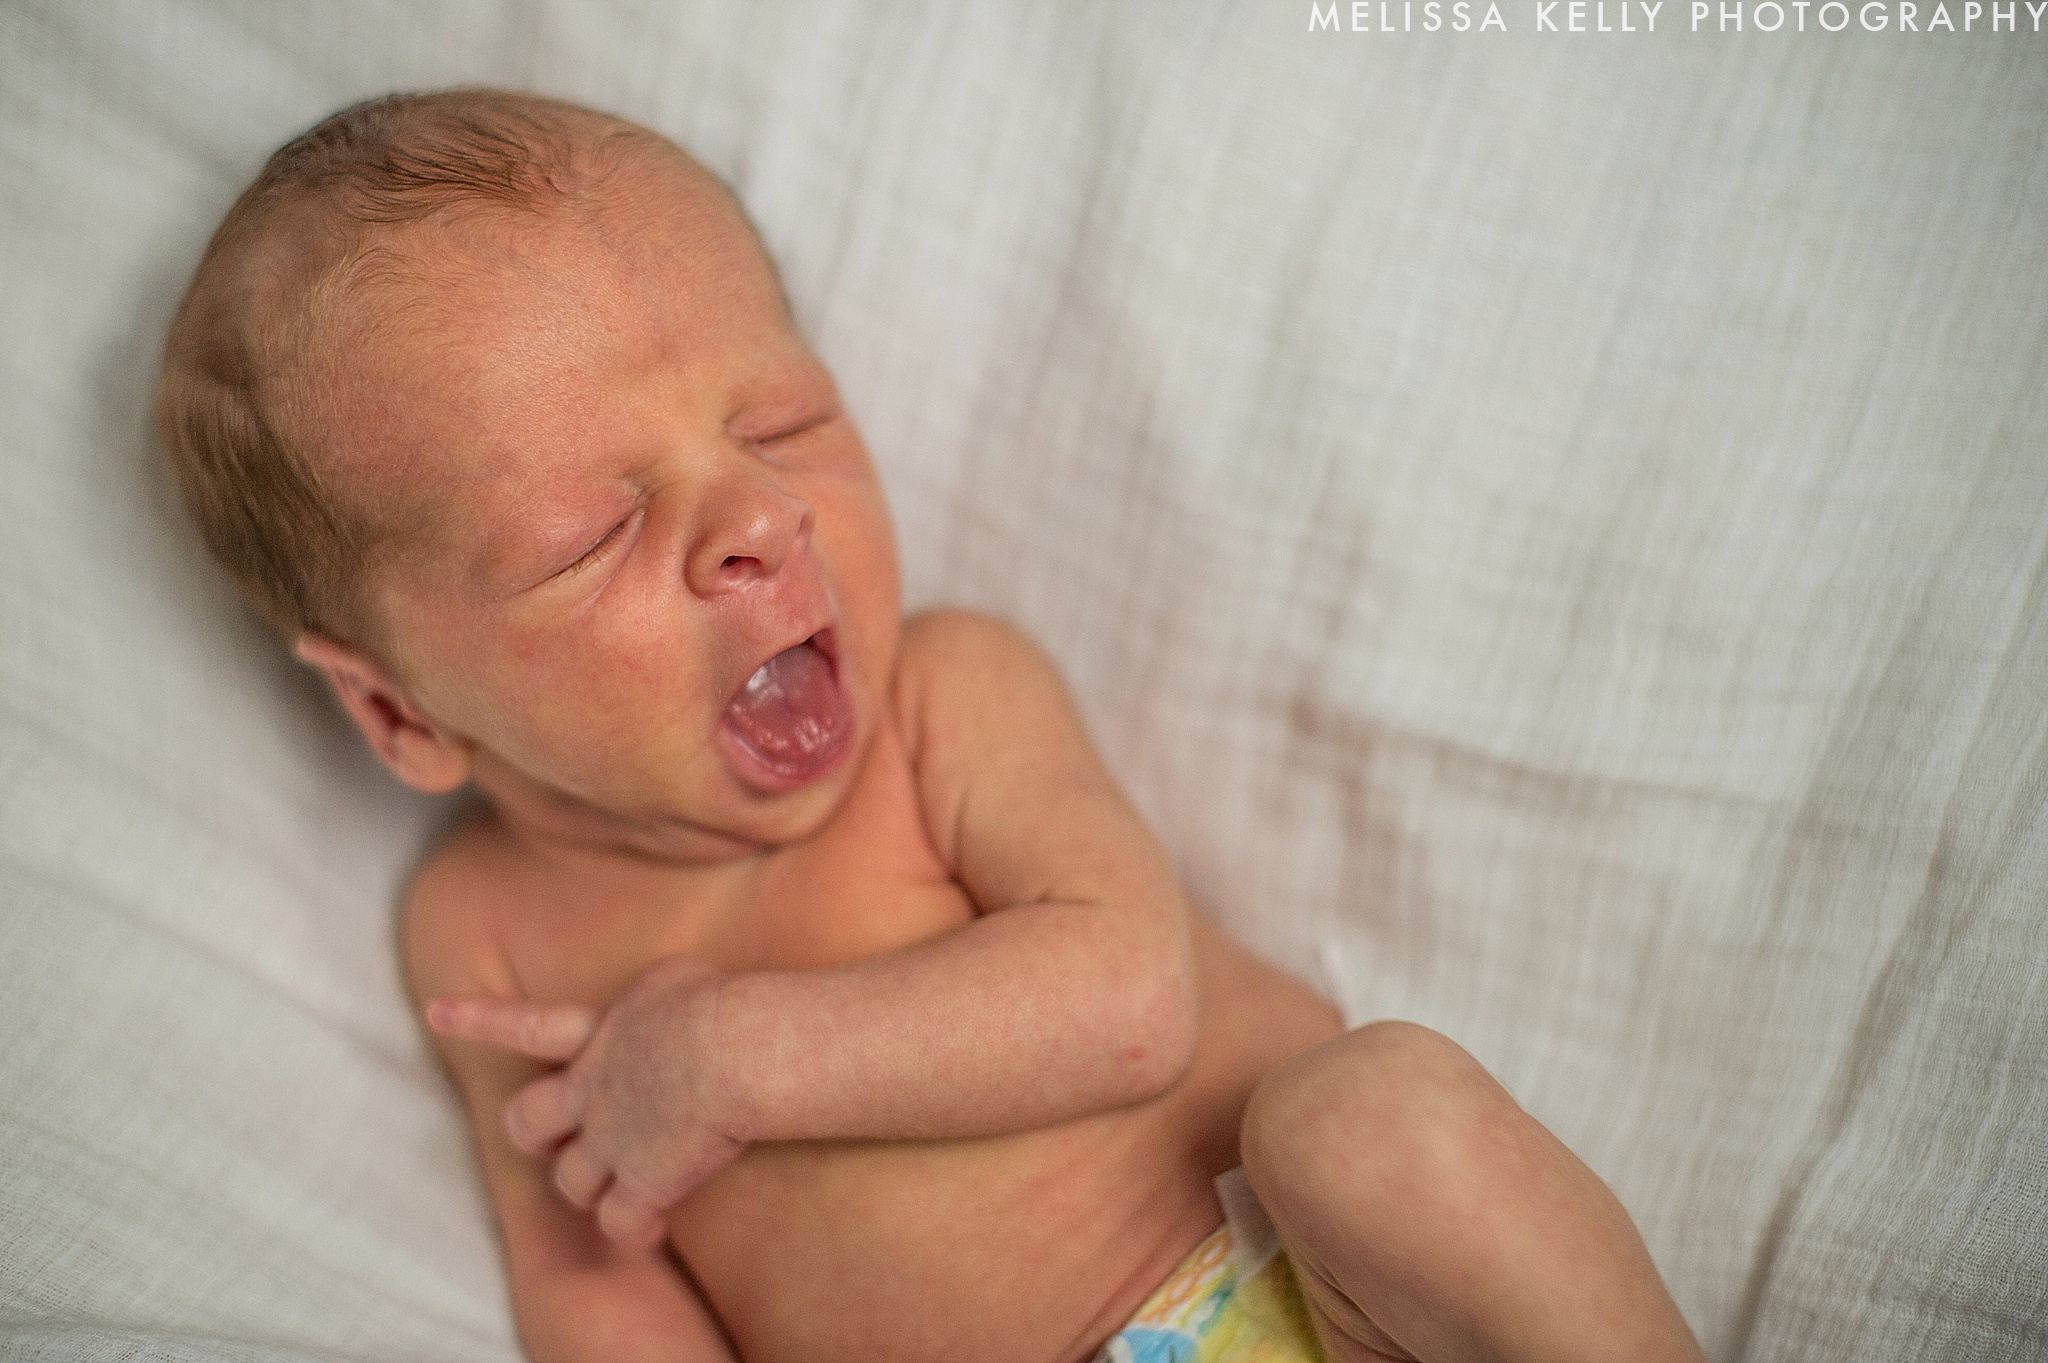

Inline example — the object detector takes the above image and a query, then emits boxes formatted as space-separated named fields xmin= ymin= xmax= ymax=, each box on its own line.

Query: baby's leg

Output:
xmin=1239 ymin=1022 xmax=1704 ymax=1363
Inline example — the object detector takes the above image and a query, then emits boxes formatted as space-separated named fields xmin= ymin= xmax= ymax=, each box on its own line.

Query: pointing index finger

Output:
xmin=426 ymin=996 xmax=599 ymax=1062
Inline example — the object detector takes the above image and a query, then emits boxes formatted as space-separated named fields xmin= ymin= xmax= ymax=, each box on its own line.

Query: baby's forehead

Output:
xmin=308 ymin=194 xmax=737 ymax=433
xmin=323 ymin=143 xmax=763 ymax=343
xmin=292 ymin=171 xmax=785 ymax=558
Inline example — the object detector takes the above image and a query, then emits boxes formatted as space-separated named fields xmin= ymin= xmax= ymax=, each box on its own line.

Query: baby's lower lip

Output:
xmin=717 ymin=635 xmax=855 ymax=793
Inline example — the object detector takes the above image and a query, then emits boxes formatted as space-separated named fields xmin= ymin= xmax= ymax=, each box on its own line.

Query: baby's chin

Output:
xmin=599 ymin=731 xmax=874 ymax=861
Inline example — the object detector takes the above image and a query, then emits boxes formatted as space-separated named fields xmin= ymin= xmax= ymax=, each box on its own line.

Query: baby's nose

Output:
xmin=683 ymin=475 xmax=813 ymax=597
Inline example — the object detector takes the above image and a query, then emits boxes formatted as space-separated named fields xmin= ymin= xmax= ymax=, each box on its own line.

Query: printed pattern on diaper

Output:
xmin=1092 ymin=1224 xmax=1324 ymax=1363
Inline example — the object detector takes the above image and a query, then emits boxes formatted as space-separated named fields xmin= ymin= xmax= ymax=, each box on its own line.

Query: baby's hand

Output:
xmin=426 ymin=956 xmax=745 ymax=1248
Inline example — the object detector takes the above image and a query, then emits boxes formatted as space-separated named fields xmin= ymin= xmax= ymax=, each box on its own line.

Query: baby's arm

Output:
xmin=435 ymin=611 xmax=1200 ymax=1242
xmin=405 ymin=849 xmax=737 ymax=1363
xmin=717 ymin=610 xmax=1202 ymax=1134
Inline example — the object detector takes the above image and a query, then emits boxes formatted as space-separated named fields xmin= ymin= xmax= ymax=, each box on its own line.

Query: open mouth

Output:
xmin=718 ymin=629 xmax=855 ymax=792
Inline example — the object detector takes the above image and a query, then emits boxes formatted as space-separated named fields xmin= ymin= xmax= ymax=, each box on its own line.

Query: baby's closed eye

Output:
xmin=556 ymin=508 xmax=643 ymax=579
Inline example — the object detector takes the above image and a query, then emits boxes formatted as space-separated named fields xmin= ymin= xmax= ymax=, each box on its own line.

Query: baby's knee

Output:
xmin=1241 ymin=1020 xmax=1521 ymax=1228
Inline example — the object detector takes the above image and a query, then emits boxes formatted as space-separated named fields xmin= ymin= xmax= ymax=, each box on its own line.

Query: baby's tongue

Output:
xmin=722 ymin=639 xmax=852 ymax=782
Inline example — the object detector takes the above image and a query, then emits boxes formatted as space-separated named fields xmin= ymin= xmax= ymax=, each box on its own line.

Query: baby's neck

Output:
xmin=468 ymin=758 xmax=778 ymax=873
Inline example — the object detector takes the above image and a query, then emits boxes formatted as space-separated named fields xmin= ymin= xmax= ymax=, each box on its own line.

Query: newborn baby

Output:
xmin=157 ymin=90 xmax=1703 ymax=1363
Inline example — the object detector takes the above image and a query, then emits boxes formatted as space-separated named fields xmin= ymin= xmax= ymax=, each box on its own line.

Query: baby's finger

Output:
xmin=505 ymin=1072 xmax=581 ymax=1154
xmin=596 ymin=1184 xmax=669 ymax=1250
xmin=551 ymin=1138 xmax=609 ymax=1211
xmin=425 ymin=996 xmax=598 ymax=1062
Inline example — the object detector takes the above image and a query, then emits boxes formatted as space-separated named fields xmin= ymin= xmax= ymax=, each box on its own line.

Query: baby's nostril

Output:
xmin=723 ymin=555 xmax=743 ymax=569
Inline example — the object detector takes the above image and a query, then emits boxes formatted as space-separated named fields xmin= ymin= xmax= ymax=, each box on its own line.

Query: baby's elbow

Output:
xmin=1117 ymin=961 xmax=1199 ymax=1099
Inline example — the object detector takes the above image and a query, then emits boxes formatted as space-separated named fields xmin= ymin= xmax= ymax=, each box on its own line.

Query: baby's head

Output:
xmin=159 ymin=91 xmax=900 ymax=859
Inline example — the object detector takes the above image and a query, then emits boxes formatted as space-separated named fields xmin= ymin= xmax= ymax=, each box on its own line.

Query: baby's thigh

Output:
xmin=1238 ymin=1022 xmax=1525 ymax=1360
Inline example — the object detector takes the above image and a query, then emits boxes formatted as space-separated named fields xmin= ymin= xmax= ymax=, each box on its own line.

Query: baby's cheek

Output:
xmin=823 ymin=497 xmax=898 ymax=608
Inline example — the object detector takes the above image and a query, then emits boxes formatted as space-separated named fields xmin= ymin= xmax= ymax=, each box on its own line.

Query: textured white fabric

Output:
xmin=2 ymin=3 xmax=2043 ymax=1360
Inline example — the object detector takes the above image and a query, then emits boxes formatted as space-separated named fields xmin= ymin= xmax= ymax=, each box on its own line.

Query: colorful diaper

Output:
xmin=1091 ymin=1171 xmax=1324 ymax=1363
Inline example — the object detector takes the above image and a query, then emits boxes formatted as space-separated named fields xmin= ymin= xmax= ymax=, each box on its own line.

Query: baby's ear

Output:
xmin=292 ymin=633 xmax=472 ymax=794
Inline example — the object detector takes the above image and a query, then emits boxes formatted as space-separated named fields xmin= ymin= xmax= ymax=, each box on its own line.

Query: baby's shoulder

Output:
xmin=399 ymin=808 xmax=525 ymax=1006
xmin=887 ymin=609 xmax=1093 ymax=842
xmin=890 ymin=608 xmax=1064 ymax=731
xmin=895 ymin=607 xmax=1044 ymax=668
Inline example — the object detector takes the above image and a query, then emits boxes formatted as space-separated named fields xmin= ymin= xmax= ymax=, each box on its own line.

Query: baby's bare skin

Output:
xmin=409 ymin=622 xmax=1343 ymax=1363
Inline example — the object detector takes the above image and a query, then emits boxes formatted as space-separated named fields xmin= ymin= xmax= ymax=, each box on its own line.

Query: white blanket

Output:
xmin=3 ymin=3 xmax=2044 ymax=1359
